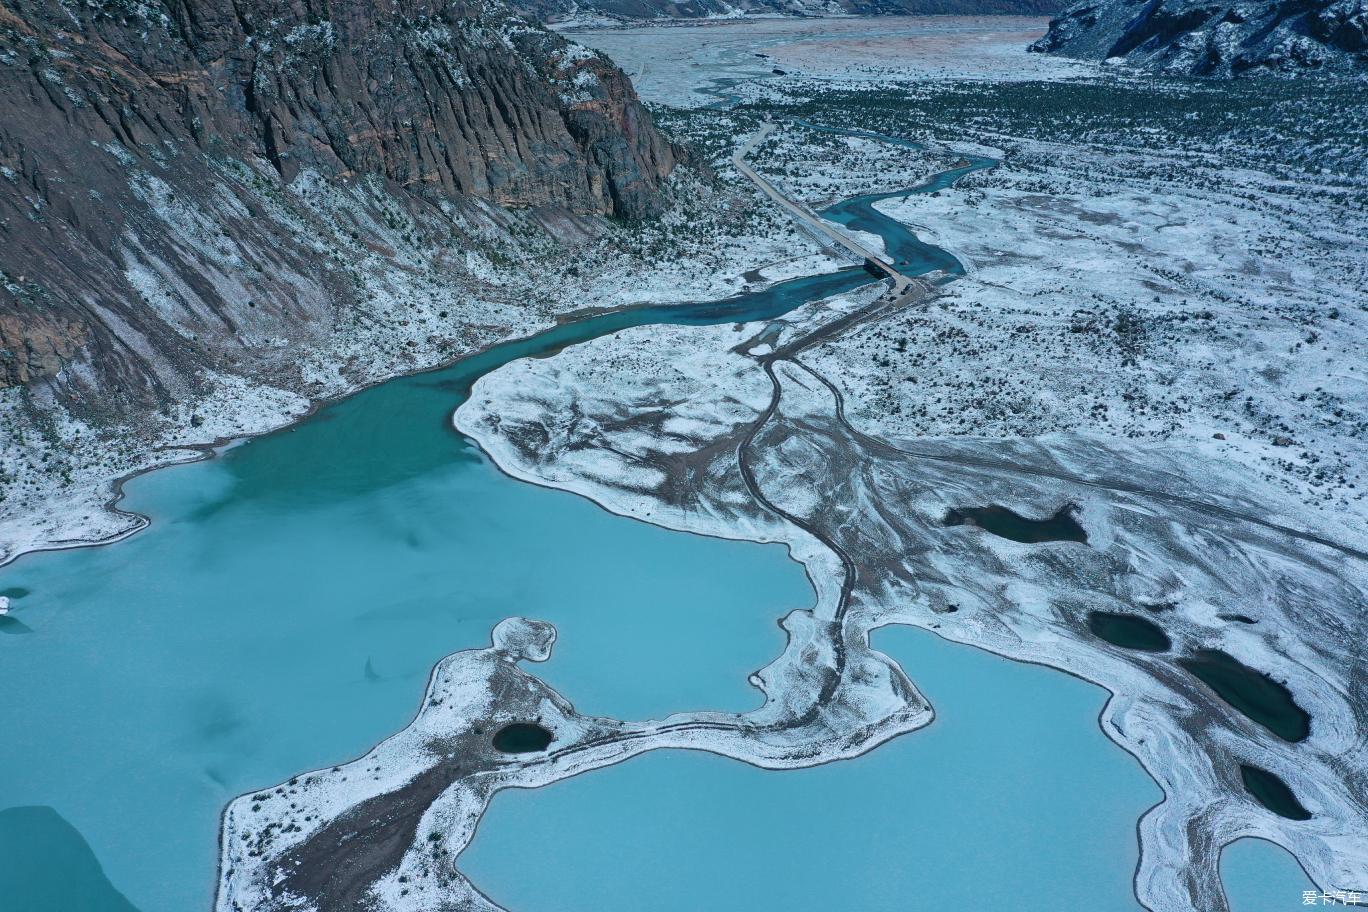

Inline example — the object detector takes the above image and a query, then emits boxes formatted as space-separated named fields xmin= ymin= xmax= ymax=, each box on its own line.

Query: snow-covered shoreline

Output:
xmin=0 ymin=158 xmax=841 ymax=569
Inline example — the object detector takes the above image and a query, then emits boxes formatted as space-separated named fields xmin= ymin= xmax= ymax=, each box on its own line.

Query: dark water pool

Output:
xmin=1178 ymin=650 xmax=1310 ymax=743
xmin=945 ymin=504 xmax=1089 ymax=544
xmin=492 ymin=723 xmax=555 ymax=754
xmin=1239 ymin=764 xmax=1312 ymax=821
xmin=1088 ymin=612 xmax=1172 ymax=652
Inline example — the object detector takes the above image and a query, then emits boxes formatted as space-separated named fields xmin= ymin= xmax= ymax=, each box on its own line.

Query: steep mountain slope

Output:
xmin=1031 ymin=0 xmax=1368 ymax=75
xmin=0 ymin=0 xmax=674 ymax=420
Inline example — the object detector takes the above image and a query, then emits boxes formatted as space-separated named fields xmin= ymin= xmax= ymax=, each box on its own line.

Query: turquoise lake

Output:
xmin=0 ymin=377 xmax=814 ymax=912
xmin=462 ymin=624 xmax=1161 ymax=912
xmin=1221 ymin=838 xmax=1318 ymax=911
xmin=0 ymin=119 xmax=1313 ymax=912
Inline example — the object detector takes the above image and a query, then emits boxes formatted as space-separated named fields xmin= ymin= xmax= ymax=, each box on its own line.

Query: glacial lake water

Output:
xmin=0 ymin=119 xmax=1310 ymax=912
xmin=461 ymin=624 xmax=1161 ymax=912
xmin=0 ymin=198 xmax=898 ymax=912
xmin=1221 ymin=838 xmax=1318 ymax=911
xmin=0 ymin=369 xmax=815 ymax=912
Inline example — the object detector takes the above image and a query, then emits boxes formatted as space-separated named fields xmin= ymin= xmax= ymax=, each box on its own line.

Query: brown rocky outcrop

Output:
xmin=0 ymin=310 xmax=85 ymax=387
xmin=0 ymin=0 xmax=674 ymax=414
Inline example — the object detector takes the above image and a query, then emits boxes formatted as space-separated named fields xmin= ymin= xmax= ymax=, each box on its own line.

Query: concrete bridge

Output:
xmin=731 ymin=122 xmax=913 ymax=295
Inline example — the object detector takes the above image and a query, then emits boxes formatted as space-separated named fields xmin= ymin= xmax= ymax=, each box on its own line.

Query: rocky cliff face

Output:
xmin=0 ymin=0 xmax=674 ymax=416
xmin=1031 ymin=0 xmax=1368 ymax=75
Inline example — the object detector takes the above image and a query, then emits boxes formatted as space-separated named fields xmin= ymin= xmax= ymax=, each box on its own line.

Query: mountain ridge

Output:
xmin=1031 ymin=0 xmax=1368 ymax=75
xmin=0 ymin=0 xmax=675 ymax=416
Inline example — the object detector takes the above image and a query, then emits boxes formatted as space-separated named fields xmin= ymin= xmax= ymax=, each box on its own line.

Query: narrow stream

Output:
xmin=799 ymin=120 xmax=993 ymax=277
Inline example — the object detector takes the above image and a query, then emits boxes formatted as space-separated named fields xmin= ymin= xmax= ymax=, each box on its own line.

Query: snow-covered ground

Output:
xmin=444 ymin=90 xmax=1368 ymax=904
xmin=569 ymin=15 xmax=1087 ymax=109
xmin=811 ymin=149 xmax=1368 ymax=516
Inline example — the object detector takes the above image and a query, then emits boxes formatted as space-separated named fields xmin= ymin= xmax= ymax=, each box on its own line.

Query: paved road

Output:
xmin=732 ymin=121 xmax=912 ymax=293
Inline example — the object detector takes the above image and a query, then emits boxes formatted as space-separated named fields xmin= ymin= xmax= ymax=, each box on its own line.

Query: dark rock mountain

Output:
xmin=0 ymin=0 xmax=674 ymax=413
xmin=1031 ymin=0 xmax=1368 ymax=75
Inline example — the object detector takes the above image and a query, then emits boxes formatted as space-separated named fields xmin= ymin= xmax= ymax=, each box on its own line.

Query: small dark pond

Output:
xmin=944 ymin=505 xmax=1088 ymax=544
xmin=1087 ymin=612 xmax=1171 ymax=652
xmin=492 ymin=723 xmax=554 ymax=754
xmin=1218 ymin=613 xmax=1258 ymax=625
xmin=1240 ymin=764 xmax=1312 ymax=821
xmin=1177 ymin=650 xmax=1310 ymax=743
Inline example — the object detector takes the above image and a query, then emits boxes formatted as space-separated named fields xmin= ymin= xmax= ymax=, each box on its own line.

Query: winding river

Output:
xmin=0 ymin=112 xmax=1298 ymax=912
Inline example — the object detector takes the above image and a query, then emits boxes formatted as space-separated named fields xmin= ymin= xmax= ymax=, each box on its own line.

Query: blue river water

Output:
xmin=0 ymin=113 xmax=1309 ymax=912
xmin=801 ymin=120 xmax=991 ymax=278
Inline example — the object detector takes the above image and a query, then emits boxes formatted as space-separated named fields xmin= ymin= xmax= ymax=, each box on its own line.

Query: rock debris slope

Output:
xmin=0 ymin=0 xmax=673 ymax=418
xmin=1032 ymin=0 xmax=1368 ymax=75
